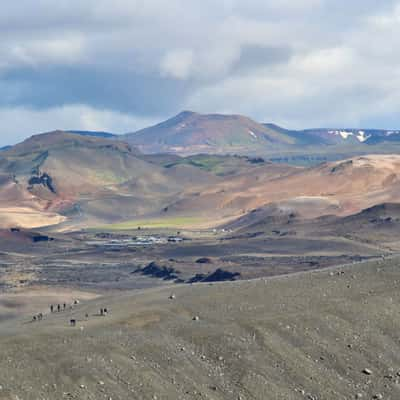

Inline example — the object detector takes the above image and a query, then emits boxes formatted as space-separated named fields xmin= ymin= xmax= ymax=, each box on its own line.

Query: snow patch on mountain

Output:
xmin=329 ymin=130 xmax=354 ymax=139
xmin=327 ymin=129 xmax=371 ymax=142
xmin=339 ymin=131 xmax=353 ymax=139
xmin=356 ymin=131 xmax=371 ymax=143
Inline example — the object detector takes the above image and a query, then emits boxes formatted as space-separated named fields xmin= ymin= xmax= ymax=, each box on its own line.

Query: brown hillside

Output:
xmin=167 ymin=155 xmax=400 ymax=221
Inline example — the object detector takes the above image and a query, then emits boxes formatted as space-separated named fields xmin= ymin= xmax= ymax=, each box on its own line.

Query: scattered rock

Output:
xmin=28 ymin=172 xmax=56 ymax=193
xmin=193 ymin=316 xmax=200 ymax=321
xmin=362 ymin=368 xmax=372 ymax=375
xmin=188 ymin=269 xmax=241 ymax=283
xmin=137 ymin=262 xmax=180 ymax=281
xmin=202 ymin=268 xmax=240 ymax=282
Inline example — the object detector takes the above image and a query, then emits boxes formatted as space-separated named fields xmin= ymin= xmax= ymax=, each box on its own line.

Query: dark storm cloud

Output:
xmin=1 ymin=67 xmax=193 ymax=115
xmin=0 ymin=0 xmax=400 ymax=146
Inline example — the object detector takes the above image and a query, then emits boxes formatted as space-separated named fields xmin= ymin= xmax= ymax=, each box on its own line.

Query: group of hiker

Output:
xmin=100 ymin=308 xmax=108 ymax=316
xmin=31 ymin=300 xmax=109 ymax=326
xmin=32 ymin=313 xmax=43 ymax=321
xmin=50 ymin=303 xmax=67 ymax=313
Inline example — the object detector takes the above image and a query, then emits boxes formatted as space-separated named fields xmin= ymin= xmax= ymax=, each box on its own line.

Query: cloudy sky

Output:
xmin=1 ymin=0 xmax=400 ymax=146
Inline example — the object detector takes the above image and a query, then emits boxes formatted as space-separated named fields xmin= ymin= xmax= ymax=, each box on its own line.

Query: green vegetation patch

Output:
xmin=164 ymin=154 xmax=260 ymax=175
xmin=165 ymin=155 xmax=224 ymax=172
xmin=90 ymin=170 xmax=128 ymax=185
xmin=95 ymin=216 xmax=205 ymax=230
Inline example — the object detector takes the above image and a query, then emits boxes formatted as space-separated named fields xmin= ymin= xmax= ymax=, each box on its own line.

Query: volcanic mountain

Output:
xmin=124 ymin=111 xmax=400 ymax=163
xmin=4 ymin=128 xmax=400 ymax=231
xmin=124 ymin=111 xmax=305 ymax=155
xmin=0 ymin=131 xmax=224 ymax=229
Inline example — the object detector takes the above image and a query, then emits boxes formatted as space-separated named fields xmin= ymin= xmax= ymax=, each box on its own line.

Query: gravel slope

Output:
xmin=1 ymin=257 xmax=400 ymax=399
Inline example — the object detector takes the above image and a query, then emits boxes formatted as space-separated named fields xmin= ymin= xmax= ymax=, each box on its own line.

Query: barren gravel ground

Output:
xmin=1 ymin=257 xmax=400 ymax=399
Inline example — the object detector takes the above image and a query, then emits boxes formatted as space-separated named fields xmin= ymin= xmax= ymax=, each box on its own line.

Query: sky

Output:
xmin=1 ymin=0 xmax=400 ymax=146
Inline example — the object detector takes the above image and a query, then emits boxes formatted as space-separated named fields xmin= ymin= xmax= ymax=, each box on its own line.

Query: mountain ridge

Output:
xmin=124 ymin=111 xmax=400 ymax=157
xmin=3 ymin=112 xmax=400 ymax=158
xmin=123 ymin=110 xmax=297 ymax=155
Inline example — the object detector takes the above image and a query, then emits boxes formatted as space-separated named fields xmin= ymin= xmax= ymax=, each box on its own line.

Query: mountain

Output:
xmin=6 ymin=112 xmax=400 ymax=165
xmin=124 ymin=111 xmax=304 ymax=155
xmin=3 ymin=130 xmax=137 ymax=157
xmin=0 ymin=131 xmax=117 ymax=154
xmin=4 ymin=126 xmax=400 ymax=231
xmin=262 ymin=125 xmax=400 ymax=146
xmin=123 ymin=111 xmax=400 ymax=164
xmin=0 ymin=131 xmax=223 ymax=229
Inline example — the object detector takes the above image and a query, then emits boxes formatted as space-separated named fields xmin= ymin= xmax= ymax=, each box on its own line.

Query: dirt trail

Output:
xmin=0 ymin=286 xmax=100 ymax=323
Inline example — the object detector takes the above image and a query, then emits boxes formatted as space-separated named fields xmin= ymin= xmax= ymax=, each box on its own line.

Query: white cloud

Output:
xmin=160 ymin=49 xmax=194 ymax=80
xmin=293 ymin=47 xmax=355 ymax=76
xmin=0 ymin=0 xmax=400 ymax=138
xmin=3 ymin=36 xmax=86 ymax=69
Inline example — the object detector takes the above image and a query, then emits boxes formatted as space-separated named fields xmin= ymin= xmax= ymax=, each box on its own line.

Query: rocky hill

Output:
xmin=0 ymin=131 xmax=222 ymax=229
xmin=124 ymin=111 xmax=301 ymax=155
xmin=124 ymin=111 xmax=400 ymax=159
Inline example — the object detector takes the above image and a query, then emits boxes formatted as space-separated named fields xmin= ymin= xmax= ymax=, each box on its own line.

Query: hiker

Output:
xmin=103 ymin=308 xmax=108 ymax=315
xmin=100 ymin=308 xmax=104 ymax=316
xmin=38 ymin=313 xmax=43 ymax=321
xmin=57 ymin=304 xmax=61 ymax=312
xmin=63 ymin=303 xmax=66 ymax=310
xmin=50 ymin=304 xmax=54 ymax=313
xmin=70 ymin=319 xmax=76 ymax=327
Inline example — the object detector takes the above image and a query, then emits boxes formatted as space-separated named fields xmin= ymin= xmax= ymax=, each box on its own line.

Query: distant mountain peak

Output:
xmin=4 ymin=130 xmax=135 ymax=157
xmin=124 ymin=111 xmax=297 ymax=155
